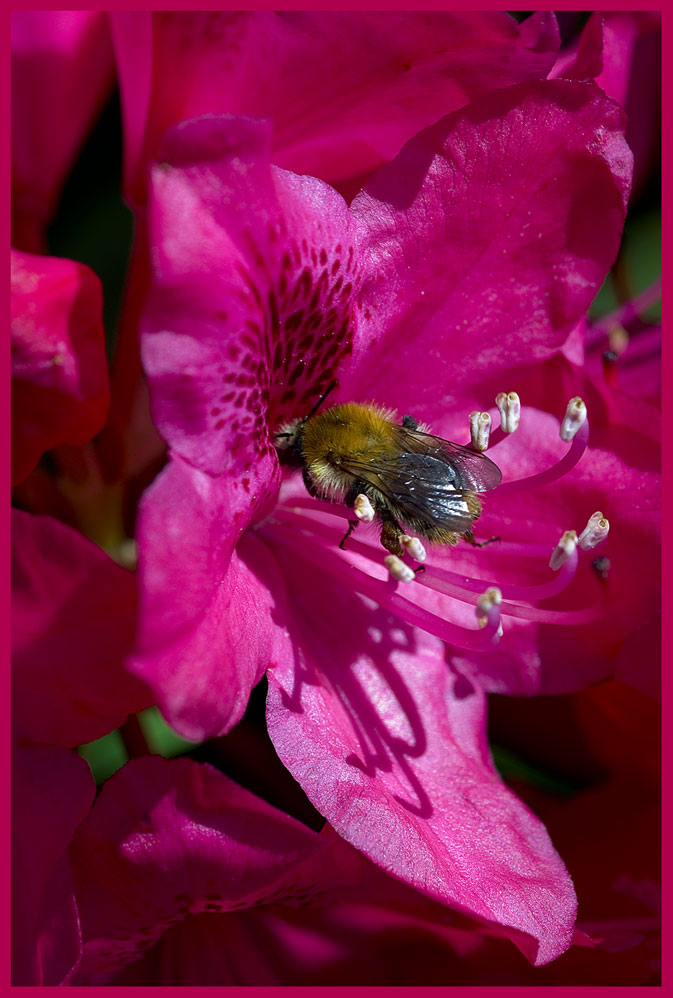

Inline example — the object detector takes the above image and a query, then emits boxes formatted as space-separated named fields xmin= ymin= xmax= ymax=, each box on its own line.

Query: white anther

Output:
xmin=578 ymin=511 xmax=610 ymax=550
xmin=549 ymin=530 xmax=578 ymax=570
xmin=560 ymin=397 xmax=587 ymax=442
xmin=476 ymin=586 xmax=502 ymax=616
xmin=495 ymin=392 xmax=521 ymax=433
xmin=384 ymin=555 xmax=416 ymax=583
xmin=469 ymin=410 xmax=492 ymax=451
xmin=400 ymin=535 xmax=427 ymax=562
xmin=476 ymin=587 xmax=503 ymax=637
xmin=353 ymin=494 xmax=375 ymax=523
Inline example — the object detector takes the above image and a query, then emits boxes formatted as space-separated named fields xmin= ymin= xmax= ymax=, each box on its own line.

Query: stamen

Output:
xmin=469 ymin=411 xmax=491 ymax=451
xmin=560 ymin=397 xmax=587 ymax=442
xmin=400 ymin=535 xmax=427 ymax=562
xmin=418 ymin=542 xmax=579 ymax=604
xmin=495 ymin=401 xmax=589 ymax=496
xmin=353 ymin=494 xmax=375 ymax=523
xmin=384 ymin=555 xmax=415 ymax=584
xmin=284 ymin=497 xmax=345 ymax=518
xmin=276 ymin=504 xmax=584 ymax=613
xmin=578 ymin=511 xmax=609 ymax=550
xmin=550 ymin=530 xmax=578 ymax=570
xmin=495 ymin=391 xmax=521 ymax=433
xmin=476 ymin=586 xmax=503 ymax=639
xmin=266 ymin=499 xmax=604 ymax=638
xmin=267 ymin=517 xmax=502 ymax=651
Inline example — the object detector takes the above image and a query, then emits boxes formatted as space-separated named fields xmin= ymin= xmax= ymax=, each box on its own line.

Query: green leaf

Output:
xmin=78 ymin=729 xmax=128 ymax=785
xmin=137 ymin=706 xmax=201 ymax=758
xmin=490 ymin=743 xmax=586 ymax=796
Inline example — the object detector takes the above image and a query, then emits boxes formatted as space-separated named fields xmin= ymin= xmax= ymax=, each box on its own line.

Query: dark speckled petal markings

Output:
xmin=143 ymin=117 xmax=368 ymax=497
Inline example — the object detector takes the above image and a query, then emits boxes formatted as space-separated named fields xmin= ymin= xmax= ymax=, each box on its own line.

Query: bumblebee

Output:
xmin=275 ymin=384 xmax=502 ymax=557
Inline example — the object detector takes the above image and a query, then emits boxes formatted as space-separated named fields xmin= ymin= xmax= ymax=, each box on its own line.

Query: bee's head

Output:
xmin=273 ymin=417 xmax=305 ymax=457
xmin=274 ymin=381 xmax=338 ymax=460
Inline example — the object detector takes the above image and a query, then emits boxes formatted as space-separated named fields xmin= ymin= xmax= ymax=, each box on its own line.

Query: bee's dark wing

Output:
xmin=339 ymin=453 xmax=478 ymax=533
xmin=393 ymin=425 xmax=502 ymax=491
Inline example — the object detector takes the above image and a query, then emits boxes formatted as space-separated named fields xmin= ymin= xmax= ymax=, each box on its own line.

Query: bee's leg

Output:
xmin=339 ymin=519 xmax=360 ymax=550
xmin=380 ymin=514 xmax=405 ymax=557
xmin=343 ymin=481 xmax=367 ymax=508
xmin=401 ymin=415 xmax=419 ymax=430
xmin=382 ymin=516 xmax=427 ymax=580
xmin=462 ymin=529 xmax=501 ymax=548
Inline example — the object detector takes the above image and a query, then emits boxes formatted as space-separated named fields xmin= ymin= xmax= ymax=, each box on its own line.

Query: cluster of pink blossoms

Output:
xmin=11 ymin=11 xmax=660 ymax=986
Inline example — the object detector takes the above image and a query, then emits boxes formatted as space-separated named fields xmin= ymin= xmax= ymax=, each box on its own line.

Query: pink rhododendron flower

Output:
xmin=10 ymin=9 xmax=660 ymax=987
xmin=67 ymin=755 xmax=570 ymax=984
xmin=127 ymin=77 xmax=638 ymax=964
xmin=11 ymin=11 xmax=115 ymax=251
xmin=134 ymin=81 xmax=632 ymax=730
xmin=68 ymin=756 xmax=371 ymax=982
xmin=105 ymin=10 xmax=561 ymax=484
xmin=111 ymin=10 xmax=560 ymax=205
xmin=11 ymin=250 xmax=110 ymax=486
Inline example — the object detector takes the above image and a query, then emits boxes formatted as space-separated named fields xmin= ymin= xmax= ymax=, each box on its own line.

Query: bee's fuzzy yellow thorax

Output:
xmin=301 ymin=402 xmax=396 ymax=497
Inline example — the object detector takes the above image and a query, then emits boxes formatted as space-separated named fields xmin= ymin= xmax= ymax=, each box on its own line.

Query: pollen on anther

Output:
xmin=495 ymin=392 xmax=520 ymax=433
xmin=476 ymin=586 xmax=503 ymax=637
xmin=354 ymin=494 xmax=375 ymax=523
xmin=469 ymin=410 xmax=491 ymax=451
xmin=578 ymin=511 xmax=610 ymax=550
xmin=400 ymin=535 xmax=427 ymax=562
xmin=560 ymin=397 xmax=587 ymax=442
xmin=549 ymin=530 xmax=578 ymax=570
xmin=384 ymin=555 xmax=415 ymax=583
xmin=476 ymin=586 xmax=502 ymax=616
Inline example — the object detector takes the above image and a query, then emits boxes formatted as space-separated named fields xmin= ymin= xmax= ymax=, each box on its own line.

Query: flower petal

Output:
xmin=266 ymin=573 xmax=576 ymax=966
xmin=593 ymin=13 xmax=661 ymax=200
xmin=350 ymin=79 xmax=632 ymax=418
xmin=143 ymin=115 xmax=364 ymax=477
xmin=130 ymin=457 xmax=294 ymax=740
xmin=70 ymin=755 xmax=363 ymax=980
xmin=113 ymin=11 xmax=559 ymax=204
xmin=11 ymin=250 xmax=110 ymax=485
xmin=11 ymin=510 xmax=151 ymax=745
xmin=413 ymin=369 xmax=659 ymax=698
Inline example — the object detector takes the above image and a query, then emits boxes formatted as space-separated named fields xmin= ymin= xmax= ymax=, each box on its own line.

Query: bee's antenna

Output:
xmin=306 ymin=380 xmax=338 ymax=420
